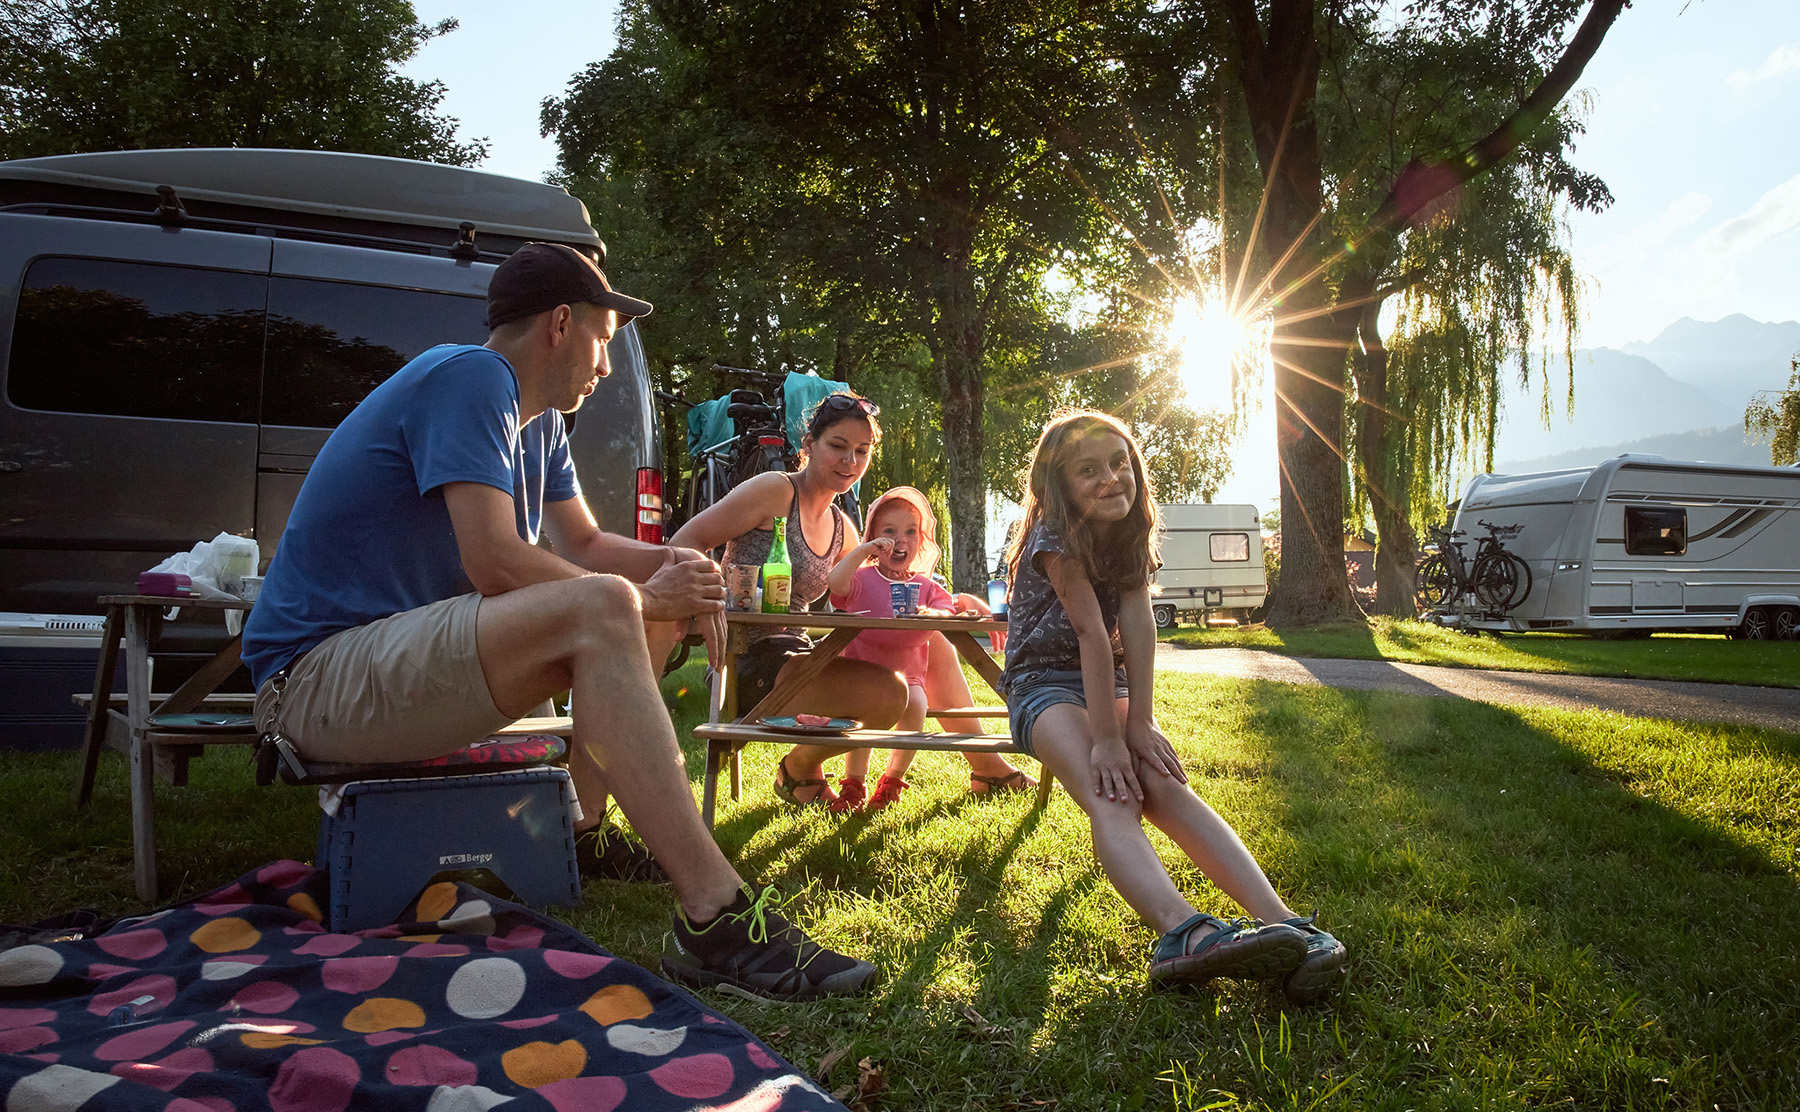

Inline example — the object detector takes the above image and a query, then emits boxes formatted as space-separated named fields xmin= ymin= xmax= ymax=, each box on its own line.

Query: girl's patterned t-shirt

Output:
xmin=1000 ymin=521 xmax=1126 ymax=695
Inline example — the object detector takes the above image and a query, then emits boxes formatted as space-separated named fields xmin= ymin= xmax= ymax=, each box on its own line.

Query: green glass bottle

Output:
xmin=760 ymin=516 xmax=793 ymax=614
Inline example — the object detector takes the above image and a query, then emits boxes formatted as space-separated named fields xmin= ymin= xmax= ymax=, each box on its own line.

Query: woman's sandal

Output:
xmin=773 ymin=756 xmax=838 ymax=807
xmin=1147 ymin=912 xmax=1307 ymax=989
xmin=969 ymin=769 xmax=1037 ymax=796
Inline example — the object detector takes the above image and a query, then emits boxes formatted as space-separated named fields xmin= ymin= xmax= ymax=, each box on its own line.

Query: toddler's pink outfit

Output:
xmin=831 ymin=566 xmax=953 ymax=687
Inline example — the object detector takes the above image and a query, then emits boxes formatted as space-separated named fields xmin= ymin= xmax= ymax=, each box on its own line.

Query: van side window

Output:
xmin=1624 ymin=507 xmax=1686 ymax=556
xmin=7 ymin=258 xmax=263 ymax=423
xmin=262 ymin=277 xmax=488 ymax=428
xmin=1209 ymin=532 xmax=1251 ymax=562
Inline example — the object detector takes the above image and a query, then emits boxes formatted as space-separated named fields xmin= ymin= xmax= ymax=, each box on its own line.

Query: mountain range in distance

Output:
xmin=1491 ymin=314 xmax=1799 ymax=474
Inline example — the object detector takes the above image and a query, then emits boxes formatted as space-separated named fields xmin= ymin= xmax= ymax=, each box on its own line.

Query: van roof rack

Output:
xmin=0 ymin=149 xmax=602 ymax=259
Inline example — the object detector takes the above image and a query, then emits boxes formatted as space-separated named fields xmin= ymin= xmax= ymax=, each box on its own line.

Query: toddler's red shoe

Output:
xmin=829 ymin=775 xmax=867 ymax=814
xmin=866 ymin=773 xmax=909 ymax=812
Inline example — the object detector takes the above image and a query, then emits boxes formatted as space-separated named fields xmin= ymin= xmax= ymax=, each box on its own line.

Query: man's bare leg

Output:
xmin=474 ymin=574 xmax=739 ymax=922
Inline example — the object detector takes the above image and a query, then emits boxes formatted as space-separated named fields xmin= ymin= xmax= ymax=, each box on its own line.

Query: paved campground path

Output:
xmin=1154 ymin=644 xmax=1800 ymax=734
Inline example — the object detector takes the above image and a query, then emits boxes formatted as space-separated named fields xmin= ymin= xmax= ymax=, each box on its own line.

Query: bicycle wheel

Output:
xmin=1473 ymin=551 xmax=1531 ymax=610
xmin=1414 ymin=553 xmax=1455 ymax=609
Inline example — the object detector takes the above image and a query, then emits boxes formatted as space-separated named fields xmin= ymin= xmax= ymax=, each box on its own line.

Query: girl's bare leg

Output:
xmin=878 ymin=685 xmax=929 ymax=780
xmin=1030 ymin=698 xmax=1298 ymax=933
xmin=1027 ymin=702 xmax=1196 ymax=932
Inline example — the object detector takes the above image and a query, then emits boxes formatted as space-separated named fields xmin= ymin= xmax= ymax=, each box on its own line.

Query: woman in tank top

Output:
xmin=664 ymin=392 xmax=908 ymax=806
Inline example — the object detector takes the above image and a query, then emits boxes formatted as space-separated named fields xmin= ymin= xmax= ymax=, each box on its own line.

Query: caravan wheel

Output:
xmin=1776 ymin=607 xmax=1799 ymax=642
xmin=1153 ymin=604 xmax=1178 ymax=630
xmin=1737 ymin=607 xmax=1773 ymax=640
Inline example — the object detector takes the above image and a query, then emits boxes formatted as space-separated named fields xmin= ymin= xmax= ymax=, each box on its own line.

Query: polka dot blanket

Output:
xmin=0 ymin=860 xmax=843 ymax=1111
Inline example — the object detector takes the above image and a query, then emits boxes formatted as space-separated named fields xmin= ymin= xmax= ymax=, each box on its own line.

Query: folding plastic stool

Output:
xmin=261 ymin=735 xmax=581 ymax=933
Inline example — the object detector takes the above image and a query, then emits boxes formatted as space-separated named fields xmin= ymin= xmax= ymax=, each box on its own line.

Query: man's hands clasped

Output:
xmin=638 ymin=547 xmax=727 ymax=666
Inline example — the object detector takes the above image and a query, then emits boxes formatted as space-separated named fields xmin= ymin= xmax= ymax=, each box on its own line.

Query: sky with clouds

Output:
xmin=1565 ymin=0 xmax=1800 ymax=349
xmin=404 ymin=0 xmax=1800 ymax=513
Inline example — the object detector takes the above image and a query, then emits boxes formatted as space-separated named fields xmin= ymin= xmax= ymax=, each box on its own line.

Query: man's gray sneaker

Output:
xmin=661 ymin=884 xmax=877 ymax=1001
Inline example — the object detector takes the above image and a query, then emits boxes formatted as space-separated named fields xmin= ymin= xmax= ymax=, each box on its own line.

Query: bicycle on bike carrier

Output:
xmin=1415 ymin=519 xmax=1533 ymax=622
xmin=656 ymin=364 xmax=794 ymax=538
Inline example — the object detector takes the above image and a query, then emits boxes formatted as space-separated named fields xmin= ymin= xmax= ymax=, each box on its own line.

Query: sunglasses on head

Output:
xmin=819 ymin=394 xmax=880 ymax=417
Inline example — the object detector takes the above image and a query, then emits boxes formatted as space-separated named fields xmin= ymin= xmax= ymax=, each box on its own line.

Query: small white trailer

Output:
xmin=1151 ymin=504 xmax=1268 ymax=628
xmin=1448 ymin=455 xmax=1800 ymax=638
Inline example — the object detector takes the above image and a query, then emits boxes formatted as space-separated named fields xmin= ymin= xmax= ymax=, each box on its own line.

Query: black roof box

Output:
xmin=0 ymin=148 xmax=602 ymax=260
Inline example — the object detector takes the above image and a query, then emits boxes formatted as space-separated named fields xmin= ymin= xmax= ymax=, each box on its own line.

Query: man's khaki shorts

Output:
xmin=254 ymin=593 xmax=514 ymax=764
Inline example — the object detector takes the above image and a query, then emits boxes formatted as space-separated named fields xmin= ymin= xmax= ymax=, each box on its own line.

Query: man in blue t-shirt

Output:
xmin=241 ymin=243 xmax=875 ymax=1002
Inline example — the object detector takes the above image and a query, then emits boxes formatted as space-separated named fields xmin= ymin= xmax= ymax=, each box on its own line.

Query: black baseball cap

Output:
xmin=485 ymin=243 xmax=654 ymax=329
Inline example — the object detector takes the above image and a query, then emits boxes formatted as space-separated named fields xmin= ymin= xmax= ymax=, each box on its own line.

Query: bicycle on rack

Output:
xmin=656 ymin=365 xmax=793 ymax=537
xmin=1414 ymin=519 xmax=1533 ymax=617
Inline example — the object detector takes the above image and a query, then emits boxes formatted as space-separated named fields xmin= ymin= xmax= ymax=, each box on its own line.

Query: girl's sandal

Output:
xmin=1278 ymin=913 xmax=1348 ymax=1005
xmin=969 ymin=769 xmax=1037 ymax=796
xmin=1147 ymin=912 xmax=1307 ymax=989
xmin=773 ymin=756 xmax=838 ymax=808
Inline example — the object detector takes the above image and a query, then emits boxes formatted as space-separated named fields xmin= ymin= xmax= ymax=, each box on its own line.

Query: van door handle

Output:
xmin=0 ymin=460 xmax=22 ymax=473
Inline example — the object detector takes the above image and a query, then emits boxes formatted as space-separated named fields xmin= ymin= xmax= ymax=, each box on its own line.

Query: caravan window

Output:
xmin=1624 ymin=507 xmax=1686 ymax=556
xmin=1209 ymin=532 xmax=1251 ymax=562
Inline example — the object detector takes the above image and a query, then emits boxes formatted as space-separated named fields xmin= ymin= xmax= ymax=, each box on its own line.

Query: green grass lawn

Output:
xmin=1164 ymin=616 xmax=1800 ymax=688
xmin=2 ymin=661 xmax=1795 ymax=1110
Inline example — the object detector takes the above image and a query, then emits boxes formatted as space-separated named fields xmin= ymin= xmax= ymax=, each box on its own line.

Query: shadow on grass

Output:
xmin=710 ymin=773 xmax=1098 ymax=1003
xmin=1231 ymin=678 xmax=1800 ymax=1109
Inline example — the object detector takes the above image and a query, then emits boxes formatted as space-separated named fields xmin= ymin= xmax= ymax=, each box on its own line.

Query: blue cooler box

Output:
xmin=0 ymin=613 xmax=127 ymax=752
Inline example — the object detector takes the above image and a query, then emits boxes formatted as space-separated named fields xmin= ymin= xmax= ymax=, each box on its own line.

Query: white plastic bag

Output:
xmin=146 ymin=533 xmax=261 ymax=633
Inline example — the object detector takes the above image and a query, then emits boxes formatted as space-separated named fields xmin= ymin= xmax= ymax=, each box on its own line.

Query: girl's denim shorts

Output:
xmin=1006 ymin=670 xmax=1131 ymax=757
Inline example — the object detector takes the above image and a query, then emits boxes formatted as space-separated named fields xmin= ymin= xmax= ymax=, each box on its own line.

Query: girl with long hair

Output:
xmin=1002 ymin=410 xmax=1346 ymax=1002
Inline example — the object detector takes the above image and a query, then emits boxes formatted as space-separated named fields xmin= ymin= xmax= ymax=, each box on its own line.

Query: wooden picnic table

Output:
xmin=693 ymin=609 xmax=1050 ymax=827
xmin=71 ymin=595 xmax=583 ymax=902
xmin=72 ymin=594 xmax=256 ymax=900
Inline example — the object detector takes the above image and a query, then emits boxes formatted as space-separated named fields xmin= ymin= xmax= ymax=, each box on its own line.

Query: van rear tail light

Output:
xmin=635 ymin=468 xmax=664 ymax=545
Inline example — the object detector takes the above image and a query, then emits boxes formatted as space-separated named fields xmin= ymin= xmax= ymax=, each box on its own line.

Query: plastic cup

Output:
xmin=725 ymin=565 xmax=759 ymax=611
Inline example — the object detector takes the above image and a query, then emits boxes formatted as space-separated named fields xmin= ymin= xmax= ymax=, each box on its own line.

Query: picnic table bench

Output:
xmin=696 ymin=610 xmax=1049 ymax=826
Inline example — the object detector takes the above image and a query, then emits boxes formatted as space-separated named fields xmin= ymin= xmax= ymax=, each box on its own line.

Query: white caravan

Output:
xmin=1151 ymin=504 xmax=1268 ymax=628
xmin=1448 ymin=456 xmax=1800 ymax=638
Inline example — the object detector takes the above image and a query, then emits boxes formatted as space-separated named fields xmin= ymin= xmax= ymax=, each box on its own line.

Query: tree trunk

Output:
xmin=1226 ymin=0 xmax=1357 ymax=628
xmin=1258 ymin=154 xmax=1358 ymax=626
xmin=1265 ymin=294 xmax=1360 ymax=626
xmin=1351 ymin=291 xmax=1418 ymax=617
xmin=930 ymin=212 xmax=988 ymax=594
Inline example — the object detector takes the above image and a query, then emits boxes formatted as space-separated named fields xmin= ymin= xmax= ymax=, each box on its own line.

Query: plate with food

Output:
xmin=757 ymin=713 xmax=862 ymax=736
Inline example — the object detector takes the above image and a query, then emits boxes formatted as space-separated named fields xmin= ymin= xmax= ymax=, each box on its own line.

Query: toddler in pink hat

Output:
xmin=825 ymin=487 xmax=1034 ymax=812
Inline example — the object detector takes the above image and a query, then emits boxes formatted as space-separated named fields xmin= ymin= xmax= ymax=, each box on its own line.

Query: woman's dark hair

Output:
xmin=803 ymin=391 xmax=882 ymax=445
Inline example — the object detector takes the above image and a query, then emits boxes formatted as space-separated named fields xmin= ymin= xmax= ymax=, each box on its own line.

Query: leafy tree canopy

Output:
xmin=1194 ymin=0 xmax=1625 ymax=626
xmin=1745 ymin=355 xmax=1800 ymax=468
xmin=0 ymin=0 xmax=486 ymax=164
xmin=546 ymin=0 xmax=1225 ymax=588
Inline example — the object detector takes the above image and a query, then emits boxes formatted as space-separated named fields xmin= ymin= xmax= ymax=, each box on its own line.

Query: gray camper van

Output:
xmin=0 ymin=149 xmax=664 ymax=735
